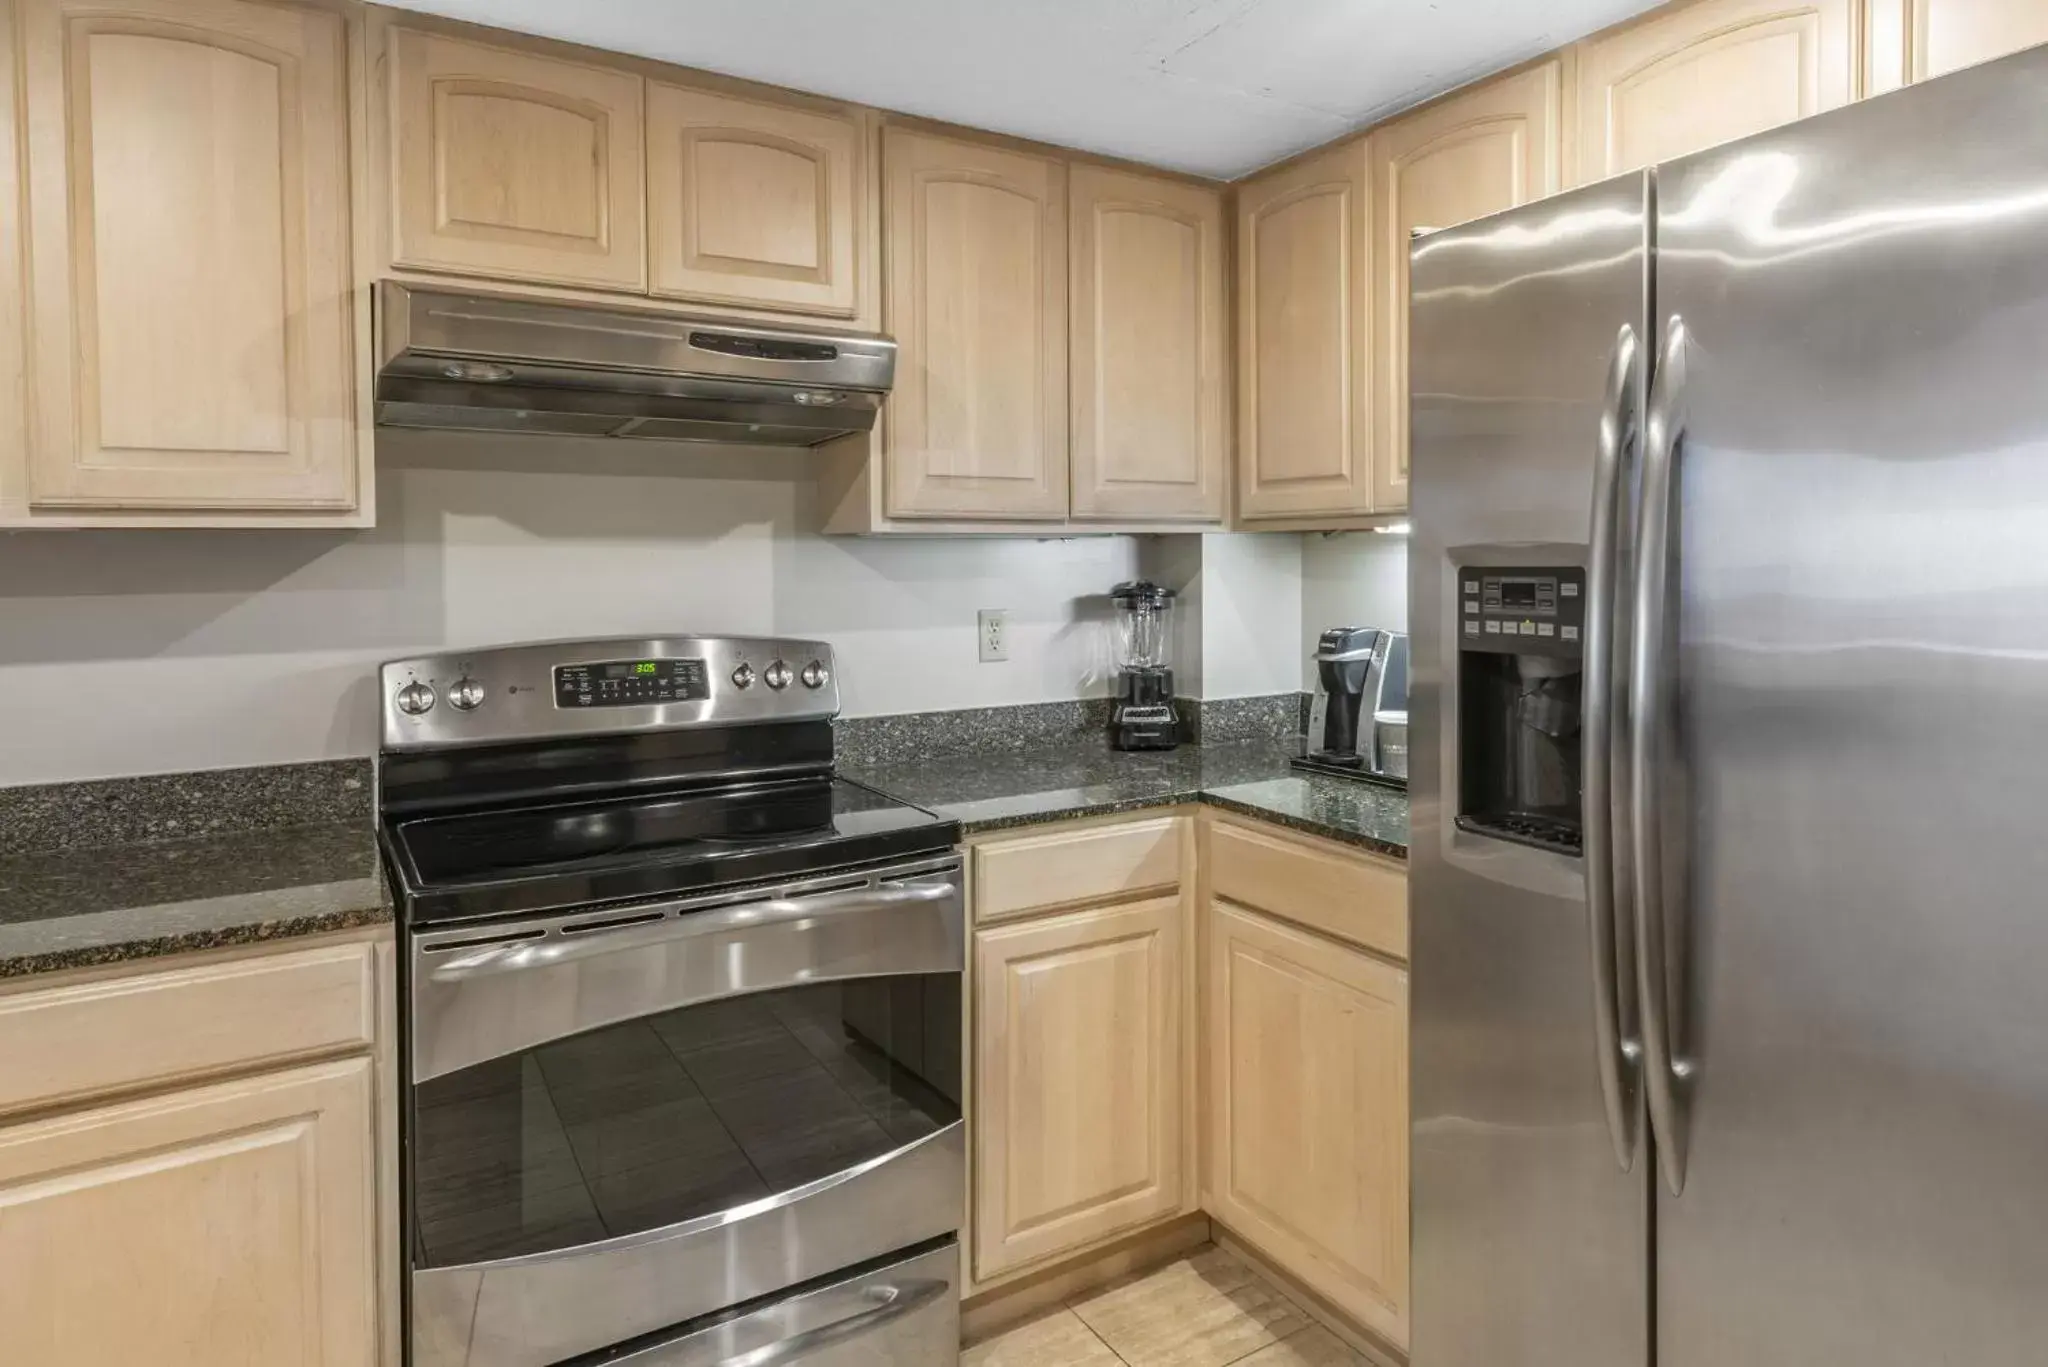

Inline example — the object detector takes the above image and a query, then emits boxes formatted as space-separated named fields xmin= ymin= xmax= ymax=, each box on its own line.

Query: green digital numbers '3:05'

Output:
xmin=634 ymin=662 xmax=658 ymax=675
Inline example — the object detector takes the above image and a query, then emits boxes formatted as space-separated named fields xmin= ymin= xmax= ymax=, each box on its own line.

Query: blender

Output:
xmin=1109 ymin=581 xmax=1180 ymax=751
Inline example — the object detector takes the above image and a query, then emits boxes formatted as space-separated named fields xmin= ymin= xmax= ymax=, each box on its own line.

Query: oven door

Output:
xmin=406 ymin=856 xmax=965 ymax=1367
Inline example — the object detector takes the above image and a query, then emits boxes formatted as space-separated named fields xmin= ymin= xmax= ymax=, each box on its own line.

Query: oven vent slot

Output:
xmin=420 ymin=928 xmax=548 ymax=956
xmin=560 ymin=910 xmax=669 ymax=936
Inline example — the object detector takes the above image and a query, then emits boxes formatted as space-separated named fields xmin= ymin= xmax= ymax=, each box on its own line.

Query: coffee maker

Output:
xmin=1109 ymin=581 xmax=1179 ymax=751
xmin=1297 ymin=627 xmax=1410 ymax=785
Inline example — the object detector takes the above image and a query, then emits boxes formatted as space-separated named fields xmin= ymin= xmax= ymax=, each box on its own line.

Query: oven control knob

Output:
xmin=447 ymin=677 xmax=486 ymax=711
xmin=730 ymin=663 xmax=756 ymax=690
xmin=395 ymin=681 xmax=436 ymax=716
xmin=764 ymin=660 xmax=793 ymax=690
xmin=801 ymin=660 xmax=830 ymax=689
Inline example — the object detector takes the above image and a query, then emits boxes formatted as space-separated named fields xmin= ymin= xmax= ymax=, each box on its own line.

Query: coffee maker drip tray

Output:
xmin=1289 ymin=751 xmax=1408 ymax=790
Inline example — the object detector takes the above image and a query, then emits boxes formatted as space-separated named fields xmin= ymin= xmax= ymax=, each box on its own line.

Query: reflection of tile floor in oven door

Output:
xmin=411 ymin=987 xmax=953 ymax=1265
xmin=966 ymin=1247 xmax=1373 ymax=1367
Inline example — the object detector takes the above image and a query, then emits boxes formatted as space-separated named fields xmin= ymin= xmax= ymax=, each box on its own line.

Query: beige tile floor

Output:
xmin=964 ymin=1246 xmax=1373 ymax=1367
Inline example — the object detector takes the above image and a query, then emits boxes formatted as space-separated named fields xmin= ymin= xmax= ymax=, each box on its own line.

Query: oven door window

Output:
xmin=411 ymin=976 xmax=961 ymax=1267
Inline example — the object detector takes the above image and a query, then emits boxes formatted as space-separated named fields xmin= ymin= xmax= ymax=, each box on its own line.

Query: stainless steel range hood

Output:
xmin=374 ymin=282 xmax=895 ymax=446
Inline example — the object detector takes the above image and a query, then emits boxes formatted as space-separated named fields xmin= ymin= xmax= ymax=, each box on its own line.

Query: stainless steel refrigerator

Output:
xmin=1409 ymin=44 xmax=2048 ymax=1367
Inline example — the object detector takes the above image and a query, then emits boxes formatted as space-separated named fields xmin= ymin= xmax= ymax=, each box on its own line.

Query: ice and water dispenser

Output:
xmin=1455 ymin=565 xmax=1587 ymax=855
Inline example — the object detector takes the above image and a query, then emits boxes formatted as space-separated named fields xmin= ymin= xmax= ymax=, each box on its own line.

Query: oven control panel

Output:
xmin=380 ymin=636 xmax=839 ymax=751
xmin=1458 ymin=566 xmax=1586 ymax=657
xmin=554 ymin=658 xmax=712 ymax=709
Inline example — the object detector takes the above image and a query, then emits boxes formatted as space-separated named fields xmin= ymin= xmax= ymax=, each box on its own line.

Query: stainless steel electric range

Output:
xmin=377 ymin=636 xmax=965 ymax=1367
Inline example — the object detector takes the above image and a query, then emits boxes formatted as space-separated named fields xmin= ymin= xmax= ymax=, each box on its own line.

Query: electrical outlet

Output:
xmin=978 ymin=609 xmax=1009 ymax=662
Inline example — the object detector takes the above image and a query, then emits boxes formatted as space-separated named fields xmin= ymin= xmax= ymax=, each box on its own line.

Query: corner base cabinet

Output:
xmin=1 ymin=0 xmax=369 ymax=526
xmin=1204 ymin=871 xmax=1410 ymax=1348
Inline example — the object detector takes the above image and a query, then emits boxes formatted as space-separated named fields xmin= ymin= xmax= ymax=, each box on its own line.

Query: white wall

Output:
xmin=1300 ymin=532 xmax=1409 ymax=689
xmin=0 ymin=431 xmax=1140 ymax=785
xmin=1197 ymin=533 xmax=1303 ymax=698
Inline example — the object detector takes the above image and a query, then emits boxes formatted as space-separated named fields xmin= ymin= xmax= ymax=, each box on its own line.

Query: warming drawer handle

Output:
xmin=712 ymin=1278 xmax=949 ymax=1367
xmin=1631 ymin=315 xmax=1694 ymax=1197
xmin=1583 ymin=322 xmax=1644 ymax=1174
xmin=425 ymin=878 xmax=958 ymax=983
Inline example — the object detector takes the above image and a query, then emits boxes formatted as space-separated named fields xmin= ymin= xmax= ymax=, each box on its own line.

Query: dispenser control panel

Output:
xmin=1459 ymin=566 xmax=1586 ymax=656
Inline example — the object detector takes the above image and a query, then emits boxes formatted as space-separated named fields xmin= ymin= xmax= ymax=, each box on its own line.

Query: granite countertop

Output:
xmin=0 ymin=821 xmax=390 ymax=980
xmin=846 ymin=739 xmax=1408 ymax=860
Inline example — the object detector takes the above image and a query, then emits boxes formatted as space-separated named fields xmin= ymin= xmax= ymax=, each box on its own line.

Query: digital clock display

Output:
xmin=553 ymin=658 xmax=710 ymax=708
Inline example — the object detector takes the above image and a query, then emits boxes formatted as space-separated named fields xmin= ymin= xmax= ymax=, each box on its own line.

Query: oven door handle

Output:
xmin=426 ymin=877 xmax=958 ymax=982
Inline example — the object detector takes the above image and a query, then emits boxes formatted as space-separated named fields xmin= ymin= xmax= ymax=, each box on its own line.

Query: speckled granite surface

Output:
xmin=0 ymin=820 xmax=389 ymax=979
xmin=845 ymin=738 xmax=1407 ymax=859
xmin=837 ymin=694 xmax=1304 ymax=765
xmin=0 ymin=757 xmax=389 ymax=979
xmin=0 ymin=758 xmax=372 ymax=859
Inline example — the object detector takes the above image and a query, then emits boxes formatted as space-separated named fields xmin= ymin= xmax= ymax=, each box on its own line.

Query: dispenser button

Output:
xmin=1484 ymin=621 xmax=1501 ymax=635
xmin=1464 ymin=580 xmax=1480 ymax=594
xmin=1463 ymin=599 xmax=1479 ymax=615
xmin=1562 ymin=625 xmax=1580 ymax=642
xmin=1537 ymin=623 xmax=1555 ymax=638
xmin=1563 ymin=582 xmax=1580 ymax=597
xmin=1465 ymin=620 xmax=1480 ymax=636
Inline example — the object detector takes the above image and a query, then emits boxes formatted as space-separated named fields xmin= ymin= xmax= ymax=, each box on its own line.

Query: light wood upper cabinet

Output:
xmin=389 ymin=28 xmax=645 ymax=291
xmin=8 ymin=0 xmax=361 ymax=517
xmin=1869 ymin=0 xmax=2048 ymax=91
xmin=1206 ymin=898 xmax=1410 ymax=1348
xmin=974 ymin=895 xmax=1188 ymax=1281
xmin=1368 ymin=62 xmax=1562 ymax=514
xmin=1572 ymin=0 xmax=1858 ymax=185
xmin=0 ymin=1057 xmax=377 ymax=1366
xmin=882 ymin=127 xmax=1068 ymax=520
xmin=1069 ymin=166 xmax=1226 ymax=522
xmin=646 ymin=83 xmax=868 ymax=320
xmin=1235 ymin=137 xmax=1375 ymax=521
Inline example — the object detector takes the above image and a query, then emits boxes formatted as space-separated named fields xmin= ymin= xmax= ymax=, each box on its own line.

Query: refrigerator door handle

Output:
xmin=1633 ymin=315 xmax=1694 ymax=1197
xmin=1582 ymin=322 xmax=1644 ymax=1173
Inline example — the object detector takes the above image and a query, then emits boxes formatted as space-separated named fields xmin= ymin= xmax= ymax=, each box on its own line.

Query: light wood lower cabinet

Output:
xmin=973 ymin=895 xmax=1189 ymax=1282
xmin=0 ymin=1058 xmax=377 ymax=1366
xmin=1205 ymin=898 xmax=1410 ymax=1348
xmin=3 ymin=0 xmax=366 ymax=524
xmin=1571 ymin=0 xmax=1859 ymax=185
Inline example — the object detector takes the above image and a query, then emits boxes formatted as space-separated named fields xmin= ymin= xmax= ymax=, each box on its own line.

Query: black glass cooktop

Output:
xmin=385 ymin=775 xmax=957 ymax=924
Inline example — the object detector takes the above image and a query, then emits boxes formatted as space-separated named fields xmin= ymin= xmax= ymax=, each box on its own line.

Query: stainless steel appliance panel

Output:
xmin=411 ymin=858 xmax=964 ymax=1080
xmin=412 ymin=1127 xmax=963 ymax=1367
xmin=375 ymin=282 xmax=895 ymax=444
xmin=1407 ymin=172 xmax=1651 ymax=1367
xmin=1646 ymin=49 xmax=2048 ymax=1365
xmin=380 ymin=635 xmax=838 ymax=751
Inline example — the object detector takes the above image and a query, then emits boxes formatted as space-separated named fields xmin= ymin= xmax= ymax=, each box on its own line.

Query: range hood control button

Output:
xmin=730 ymin=663 xmax=756 ymax=690
xmin=764 ymin=661 xmax=793 ymax=690
xmin=801 ymin=661 xmax=830 ymax=689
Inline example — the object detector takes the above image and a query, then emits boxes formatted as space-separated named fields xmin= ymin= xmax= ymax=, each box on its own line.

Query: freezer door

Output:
xmin=1645 ymin=45 xmax=2048 ymax=1366
xmin=1409 ymin=174 xmax=1651 ymax=1367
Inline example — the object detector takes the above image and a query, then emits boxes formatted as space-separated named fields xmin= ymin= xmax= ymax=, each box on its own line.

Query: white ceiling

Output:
xmin=384 ymin=0 xmax=1665 ymax=179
